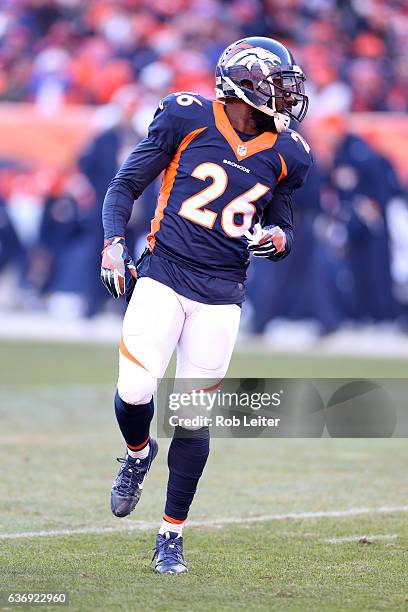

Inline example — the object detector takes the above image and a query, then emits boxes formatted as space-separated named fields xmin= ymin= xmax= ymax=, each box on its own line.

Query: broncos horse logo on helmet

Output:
xmin=215 ymin=36 xmax=309 ymax=133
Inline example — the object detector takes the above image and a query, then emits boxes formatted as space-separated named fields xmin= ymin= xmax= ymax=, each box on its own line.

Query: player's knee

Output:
xmin=117 ymin=371 xmax=157 ymax=405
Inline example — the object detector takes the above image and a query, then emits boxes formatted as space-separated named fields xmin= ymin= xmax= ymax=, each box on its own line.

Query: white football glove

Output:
xmin=101 ymin=237 xmax=137 ymax=299
xmin=245 ymin=223 xmax=286 ymax=259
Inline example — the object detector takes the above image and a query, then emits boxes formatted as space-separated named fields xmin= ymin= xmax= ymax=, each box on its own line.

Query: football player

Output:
xmin=101 ymin=36 xmax=312 ymax=574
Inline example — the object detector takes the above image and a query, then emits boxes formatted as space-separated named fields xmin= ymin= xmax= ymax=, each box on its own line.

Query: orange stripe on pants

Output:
xmin=119 ymin=335 xmax=148 ymax=371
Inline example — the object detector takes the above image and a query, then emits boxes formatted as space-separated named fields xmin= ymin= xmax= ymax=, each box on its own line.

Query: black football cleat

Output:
xmin=110 ymin=438 xmax=158 ymax=518
xmin=152 ymin=531 xmax=188 ymax=574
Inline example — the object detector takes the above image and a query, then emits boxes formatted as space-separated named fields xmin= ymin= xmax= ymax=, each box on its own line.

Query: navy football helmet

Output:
xmin=215 ymin=37 xmax=309 ymax=132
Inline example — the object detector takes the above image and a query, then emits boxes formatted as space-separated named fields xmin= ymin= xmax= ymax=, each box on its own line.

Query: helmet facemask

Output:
xmin=266 ymin=70 xmax=308 ymax=123
xmin=215 ymin=44 xmax=309 ymax=132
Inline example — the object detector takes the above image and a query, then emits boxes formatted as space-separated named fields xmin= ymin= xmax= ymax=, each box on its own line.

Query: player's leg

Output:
xmin=154 ymin=301 xmax=241 ymax=573
xmin=111 ymin=277 xmax=184 ymax=517
xmin=166 ymin=302 xmax=241 ymax=526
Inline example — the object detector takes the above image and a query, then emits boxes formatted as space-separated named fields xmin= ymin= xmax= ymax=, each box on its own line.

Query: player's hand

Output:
xmin=101 ymin=237 xmax=137 ymax=299
xmin=245 ymin=223 xmax=286 ymax=259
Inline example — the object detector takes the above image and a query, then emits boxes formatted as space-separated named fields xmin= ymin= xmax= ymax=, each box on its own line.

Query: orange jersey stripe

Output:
xmin=163 ymin=514 xmax=185 ymax=525
xmin=119 ymin=335 xmax=148 ymax=371
xmin=277 ymin=153 xmax=288 ymax=183
xmin=213 ymin=101 xmax=278 ymax=161
xmin=147 ymin=126 xmax=207 ymax=250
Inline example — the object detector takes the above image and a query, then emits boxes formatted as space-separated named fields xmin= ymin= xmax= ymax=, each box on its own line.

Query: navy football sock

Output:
xmin=164 ymin=426 xmax=210 ymax=522
xmin=114 ymin=390 xmax=154 ymax=449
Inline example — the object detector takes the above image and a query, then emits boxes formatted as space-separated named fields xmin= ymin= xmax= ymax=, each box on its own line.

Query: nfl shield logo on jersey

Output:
xmin=236 ymin=144 xmax=247 ymax=157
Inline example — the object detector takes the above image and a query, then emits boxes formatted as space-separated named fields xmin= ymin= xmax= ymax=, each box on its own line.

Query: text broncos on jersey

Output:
xmin=223 ymin=159 xmax=251 ymax=173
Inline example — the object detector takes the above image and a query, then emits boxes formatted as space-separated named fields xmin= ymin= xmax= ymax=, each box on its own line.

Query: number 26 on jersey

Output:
xmin=178 ymin=162 xmax=269 ymax=238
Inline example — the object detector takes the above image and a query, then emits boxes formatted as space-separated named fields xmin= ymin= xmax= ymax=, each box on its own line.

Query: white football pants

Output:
xmin=117 ymin=277 xmax=241 ymax=405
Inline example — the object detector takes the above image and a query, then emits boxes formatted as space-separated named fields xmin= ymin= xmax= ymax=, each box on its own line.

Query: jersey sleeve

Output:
xmin=281 ymin=129 xmax=313 ymax=190
xmin=102 ymin=138 xmax=171 ymax=239
xmin=262 ymin=182 xmax=294 ymax=259
xmin=102 ymin=93 xmax=208 ymax=239
xmin=262 ymin=131 xmax=313 ymax=259
xmin=147 ymin=93 xmax=207 ymax=156
xmin=102 ymin=93 xmax=207 ymax=238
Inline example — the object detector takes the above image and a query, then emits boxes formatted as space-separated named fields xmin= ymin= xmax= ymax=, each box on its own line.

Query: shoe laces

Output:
xmin=115 ymin=456 xmax=144 ymax=491
xmin=152 ymin=535 xmax=185 ymax=566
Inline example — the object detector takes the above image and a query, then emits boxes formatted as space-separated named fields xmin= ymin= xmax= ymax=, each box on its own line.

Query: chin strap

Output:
xmin=273 ymin=113 xmax=291 ymax=132
xmin=215 ymin=79 xmax=291 ymax=133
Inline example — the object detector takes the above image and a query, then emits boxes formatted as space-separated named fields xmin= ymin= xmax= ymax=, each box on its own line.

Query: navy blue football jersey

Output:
xmin=103 ymin=92 xmax=312 ymax=304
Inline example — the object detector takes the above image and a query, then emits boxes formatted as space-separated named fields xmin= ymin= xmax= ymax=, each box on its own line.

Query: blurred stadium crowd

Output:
xmin=1 ymin=0 xmax=408 ymax=112
xmin=0 ymin=0 xmax=408 ymax=335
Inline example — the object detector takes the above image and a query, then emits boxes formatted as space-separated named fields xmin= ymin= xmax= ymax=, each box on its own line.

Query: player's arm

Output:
xmin=101 ymin=96 xmax=187 ymax=298
xmin=245 ymin=182 xmax=294 ymax=261
xmin=102 ymin=93 xmax=203 ymax=244
xmin=102 ymin=139 xmax=172 ymax=242
xmin=247 ymin=134 xmax=313 ymax=261
xmin=262 ymin=181 xmax=294 ymax=259
xmin=101 ymin=138 xmax=171 ymax=298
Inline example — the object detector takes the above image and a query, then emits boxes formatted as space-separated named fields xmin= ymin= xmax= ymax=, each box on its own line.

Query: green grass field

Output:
xmin=0 ymin=341 xmax=407 ymax=611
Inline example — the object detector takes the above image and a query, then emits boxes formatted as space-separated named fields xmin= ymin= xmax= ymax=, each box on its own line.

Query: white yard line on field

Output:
xmin=324 ymin=534 xmax=398 ymax=544
xmin=1 ymin=505 xmax=407 ymax=540
xmin=0 ymin=523 xmax=157 ymax=540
